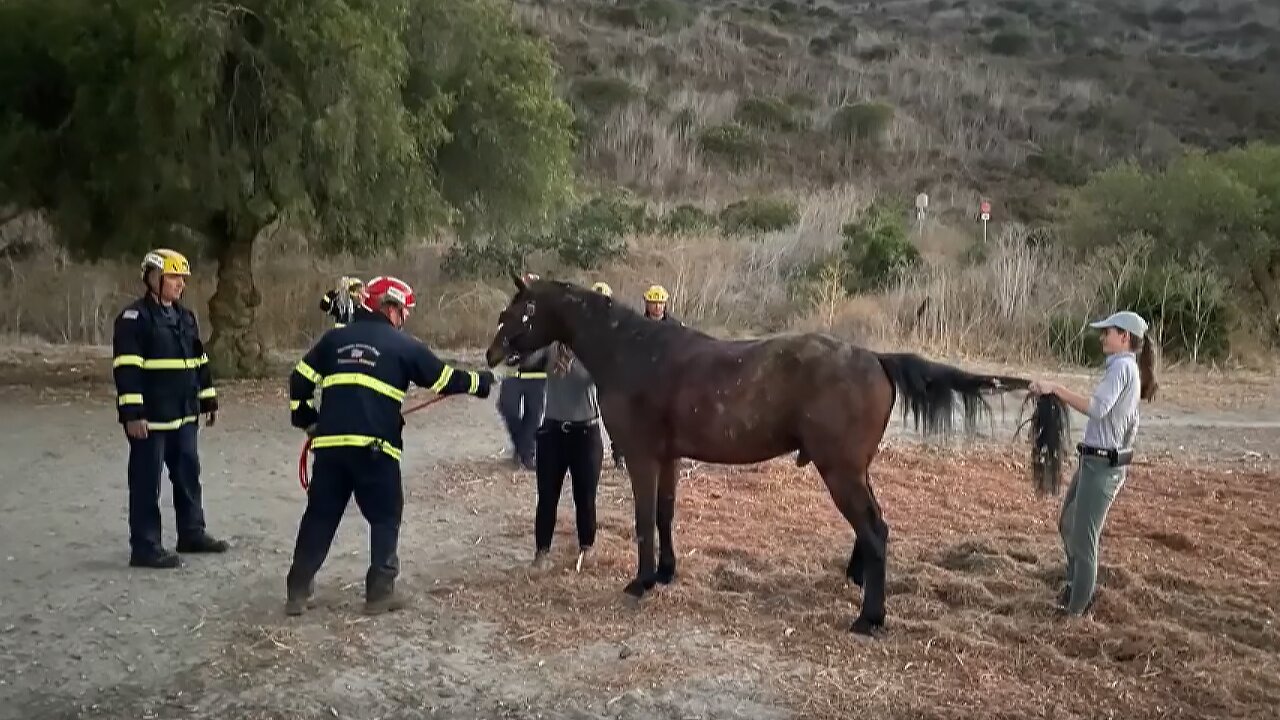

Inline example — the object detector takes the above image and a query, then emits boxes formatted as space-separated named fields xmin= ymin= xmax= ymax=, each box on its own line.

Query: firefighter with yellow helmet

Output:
xmin=643 ymin=284 xmax=682 ymax=325
xmin=111 ymin=249 xmax=228 ymax=569
xmin=319 ymin=276 xmax=369 ymax=328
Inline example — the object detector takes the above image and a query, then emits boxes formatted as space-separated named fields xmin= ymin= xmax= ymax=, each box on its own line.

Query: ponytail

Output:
xmin=1137 ymin=335 xmax=1158 ymax=402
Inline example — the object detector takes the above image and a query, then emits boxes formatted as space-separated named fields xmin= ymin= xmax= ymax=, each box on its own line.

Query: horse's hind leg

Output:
xmin=815 ymin=461 xmax=889 ymax=636
xmin=846 ymin=480 xmax=884 ymax=587
xmin=852 ymin=480 xmax=890 ymax=635
xmin=656 ymin=459 xmax=678 ymax=584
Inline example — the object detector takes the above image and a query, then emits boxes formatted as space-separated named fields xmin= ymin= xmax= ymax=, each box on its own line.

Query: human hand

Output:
xmin=1029 ymin=380 xmax=1060 ymax=397
xmin=475 ymin=370 xmax=496 ymax=399
xmin=125 ymin=419 xmax=149 ymax=439
xmin=204 ymin=411 xmax=217 ymax=428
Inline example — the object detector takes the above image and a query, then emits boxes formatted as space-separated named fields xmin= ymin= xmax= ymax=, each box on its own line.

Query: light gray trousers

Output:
xmin=1058 ymin=455 xmax=1126 ymax=615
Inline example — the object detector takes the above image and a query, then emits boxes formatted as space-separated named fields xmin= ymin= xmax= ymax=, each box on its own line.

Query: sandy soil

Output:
xmin=0 ymin=345 xmax=1276 ymax=719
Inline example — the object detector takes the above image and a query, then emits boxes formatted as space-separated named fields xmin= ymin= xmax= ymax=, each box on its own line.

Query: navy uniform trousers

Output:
xmin=498 ymin=377 xmax=545 ymax=466
xmin=127 ymin=423 xmax=208 ymax=556
xmin=286 ymin=447 xmax=403 ymax=596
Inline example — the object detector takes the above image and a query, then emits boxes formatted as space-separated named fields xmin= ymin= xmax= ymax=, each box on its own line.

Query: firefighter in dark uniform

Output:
xmin=284 ymin=275 xmax=496 ymax=616
xmin=606 ymin=283 xmax=685 ymax=471
xmin=497 ymin=272 xmax=548 ymax=470
xmin=318 ymin=276 xmax=368 ymax=328
xmin=112 ymin=249 xmax=228 ymax=569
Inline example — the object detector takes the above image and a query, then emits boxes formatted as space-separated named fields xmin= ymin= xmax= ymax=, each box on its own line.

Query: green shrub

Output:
xmin=1150 ymin=6 xmax=1187 ymax=24
xmin=441 ymin=238 xmax=529 ymax=280
xmin=1048 ymin=315 xmax=1106 ymax=365
xmin=735 ymin=96 xmax=803 ymax=131
xmin=599 ymin=0 xmax=695 ymax=31
xmin=831 ymin=102 xmax=894 ymax=147
xmin=989 ymin=30 xmax=1032 ymax=55
xmin=839 ymin=200 xmax=920 ymax=292
xmin=808 ymin=36 xmax=835 ymax=56
xmin=571 ymin=76 xmax=640 ymax=115
xmin=659 ymin=204 xmax=716 ymax=234
xmin=670 ymin=106 xmax=697 ymax=137
xmin=697 ymin=124 xmax=764 ymax=167
xmin=1026 ymin=148 xmax=1090 ymax=186
xmin=1113 ymin=259 xmax=1232 ymax=362
xmin=719 ymin=197 xmax=799 ymax=234
xmin=547 ymin=191 xmax=649 ymax=269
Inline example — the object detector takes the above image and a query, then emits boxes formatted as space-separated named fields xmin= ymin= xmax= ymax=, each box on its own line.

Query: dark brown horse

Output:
xmin=485 ymin=274 xmax=1067 ymax=635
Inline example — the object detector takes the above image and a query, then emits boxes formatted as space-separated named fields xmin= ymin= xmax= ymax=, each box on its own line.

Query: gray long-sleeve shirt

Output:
xmin=542 ymin=343 xmax=600 ymax=423
xmin=1081 ymin=351 xmax=1140 ymax=450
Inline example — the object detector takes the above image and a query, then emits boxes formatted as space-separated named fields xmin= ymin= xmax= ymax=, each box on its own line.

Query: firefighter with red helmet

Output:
xmin=111 ymin=249 xmax=228 ymax=569
xmin=284 ymin=275 xmax=496 ymax=615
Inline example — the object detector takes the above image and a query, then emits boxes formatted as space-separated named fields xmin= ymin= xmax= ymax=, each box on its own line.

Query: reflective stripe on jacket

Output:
xmin=289 ymin=312 xmax=491 ymax=461
xmin=111 ymin=296 xmax=217 ymax=429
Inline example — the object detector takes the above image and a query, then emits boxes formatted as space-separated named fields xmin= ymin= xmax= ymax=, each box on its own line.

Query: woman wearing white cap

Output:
xmin=1029 ymin=310 xmax=1159 ymax=617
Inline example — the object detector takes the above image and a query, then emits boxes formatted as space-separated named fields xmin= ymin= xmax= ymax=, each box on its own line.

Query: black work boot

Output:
xmin=177 ymin=533 xmax=230 ymax=554
xmin=363 ymin=574 xmax=406 ymax=616
xmin=130 ymin=548 xmax=182 ymax=569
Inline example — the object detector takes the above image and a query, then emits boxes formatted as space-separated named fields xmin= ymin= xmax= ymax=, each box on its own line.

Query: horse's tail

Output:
xmin=874 ymin=351 xmax=1071 ymax=496
xmin=874 ymin=352 xmax=1029 ymax=436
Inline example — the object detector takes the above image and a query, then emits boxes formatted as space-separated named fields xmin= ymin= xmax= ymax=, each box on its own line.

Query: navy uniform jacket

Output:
xmin=111 ymin=296 xmax=218 ymax=429
xmin=318 ymin=289 xmax=374 ymax=328
xmin=289 ymin=311 xmax=492 ymax=461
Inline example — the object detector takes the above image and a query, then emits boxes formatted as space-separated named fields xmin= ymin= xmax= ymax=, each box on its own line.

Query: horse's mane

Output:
xmin=538 ymin=280 xmax=712 ymax=346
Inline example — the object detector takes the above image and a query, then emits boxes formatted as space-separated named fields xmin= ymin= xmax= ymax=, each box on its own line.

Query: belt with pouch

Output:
xmin=1077 ymin=443 xmax=1133 ymax=467
xmin=549 ymin=417 xmax=599 ymax=432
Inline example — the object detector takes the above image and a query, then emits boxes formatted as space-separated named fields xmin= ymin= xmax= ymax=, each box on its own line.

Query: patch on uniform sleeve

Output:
xmin=121 ymin=309 xmax=139 ymax=320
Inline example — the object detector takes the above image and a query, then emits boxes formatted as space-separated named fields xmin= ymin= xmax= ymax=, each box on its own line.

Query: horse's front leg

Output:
xmin=655 ymin=458 xmax=678 ymax=584
xmin=623 ymin=453 xmax=659 ymax=599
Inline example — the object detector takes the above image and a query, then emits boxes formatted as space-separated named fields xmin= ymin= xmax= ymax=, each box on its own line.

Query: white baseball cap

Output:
xmin=1089 ymin=310 xmax=1149 ymax=338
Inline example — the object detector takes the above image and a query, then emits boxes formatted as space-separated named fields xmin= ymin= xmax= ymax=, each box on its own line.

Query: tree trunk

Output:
xmin=206 ymin=215 xmax=268 ymax=378
xmin=1247 ymin=257 xmax=1280 ymax=344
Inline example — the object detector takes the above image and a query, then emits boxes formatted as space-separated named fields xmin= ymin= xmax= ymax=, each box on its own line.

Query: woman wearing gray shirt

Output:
xmin=1030 ymin=310 xmax=1158 ymax=616
xmin=531 ymin=341 xmax=603 ymax=568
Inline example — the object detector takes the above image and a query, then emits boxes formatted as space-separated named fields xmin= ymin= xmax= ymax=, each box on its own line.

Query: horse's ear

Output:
xmin=510 ymin=270 xmax=527 ymax=293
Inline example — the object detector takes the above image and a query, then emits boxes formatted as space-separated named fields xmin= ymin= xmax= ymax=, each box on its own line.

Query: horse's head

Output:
xmin=485 ymin=271 xmax=567 ymax=368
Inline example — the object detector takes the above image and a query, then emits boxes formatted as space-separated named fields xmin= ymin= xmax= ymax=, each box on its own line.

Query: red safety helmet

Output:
xmin=362 ymin=276 xmax=416 ymax=312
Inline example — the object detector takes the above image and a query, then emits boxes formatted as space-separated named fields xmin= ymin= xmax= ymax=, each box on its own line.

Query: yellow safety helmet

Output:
xmin=141 ymin=248 xmax=191 ymax=277
xmin=341 ymin=276 xmax=365 ymax=298
xmin=643 ymin=284 xmax=669 ymax=303
xmin=592 ymin=281 xmax=613 ymax=297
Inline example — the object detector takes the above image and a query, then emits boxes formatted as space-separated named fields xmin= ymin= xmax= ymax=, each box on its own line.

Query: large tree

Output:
xmin=0 ymin=0 xmax=574 ymax=376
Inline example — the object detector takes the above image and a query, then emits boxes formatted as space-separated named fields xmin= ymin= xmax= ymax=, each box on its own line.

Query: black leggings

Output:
xmin=534 ymin=420 xmax=603 ymax=551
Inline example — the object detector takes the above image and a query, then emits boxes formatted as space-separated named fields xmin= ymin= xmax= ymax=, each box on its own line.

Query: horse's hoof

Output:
xmin=655 ymin=564 xmax=676 ymax=585
xmin=849 ymin=617 xmax=884 ymax=637
xmin=623 ymin=579 xmax=648 ymax=599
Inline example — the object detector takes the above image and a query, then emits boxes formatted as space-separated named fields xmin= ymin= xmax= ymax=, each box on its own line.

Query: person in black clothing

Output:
xmin=532 ymin=341 xmax=603 ymax=570
xmin=285 ymin=275 xmax=496 ymax=615
xmin=111 ymin=249 xmax=228 ymax=569
xmin=497 ymin=273 xmax=548 ymax=469
xmin=318 ymin=276 xmax=368 ymax=328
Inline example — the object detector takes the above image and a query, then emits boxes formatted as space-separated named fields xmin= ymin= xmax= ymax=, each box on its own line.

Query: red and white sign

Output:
xmin=980 ymin=200 xmax=991 ymax=222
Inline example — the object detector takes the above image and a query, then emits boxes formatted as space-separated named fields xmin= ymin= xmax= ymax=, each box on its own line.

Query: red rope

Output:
xmin=297 ymin=394 xmax=455 ymax=492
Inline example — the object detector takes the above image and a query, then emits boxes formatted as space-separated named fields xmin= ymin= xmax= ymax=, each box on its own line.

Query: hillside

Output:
xmin=1 ymin=0 xmax=1277 ymax=368
xmin=523 ymin=0 xmax=1280 ymax=221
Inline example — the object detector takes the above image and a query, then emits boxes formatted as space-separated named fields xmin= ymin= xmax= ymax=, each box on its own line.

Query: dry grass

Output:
xmin=434 ymin=443 xmax=1280 ymax=720
xmin=0 ymin=212 xmax=1262 ymax=370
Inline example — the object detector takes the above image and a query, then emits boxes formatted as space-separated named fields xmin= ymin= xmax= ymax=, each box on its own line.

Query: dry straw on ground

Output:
xmin=435 ymin=444 xmax=1280 ymax=720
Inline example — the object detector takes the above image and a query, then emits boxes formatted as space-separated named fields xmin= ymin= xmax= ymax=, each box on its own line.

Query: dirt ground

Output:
xmin=0 ymin=345 xmax=1277 ymax=720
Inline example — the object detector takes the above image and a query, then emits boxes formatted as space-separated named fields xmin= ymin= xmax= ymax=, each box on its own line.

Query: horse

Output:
xmin=484 ymin=273 xmax=1068 ymax=636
